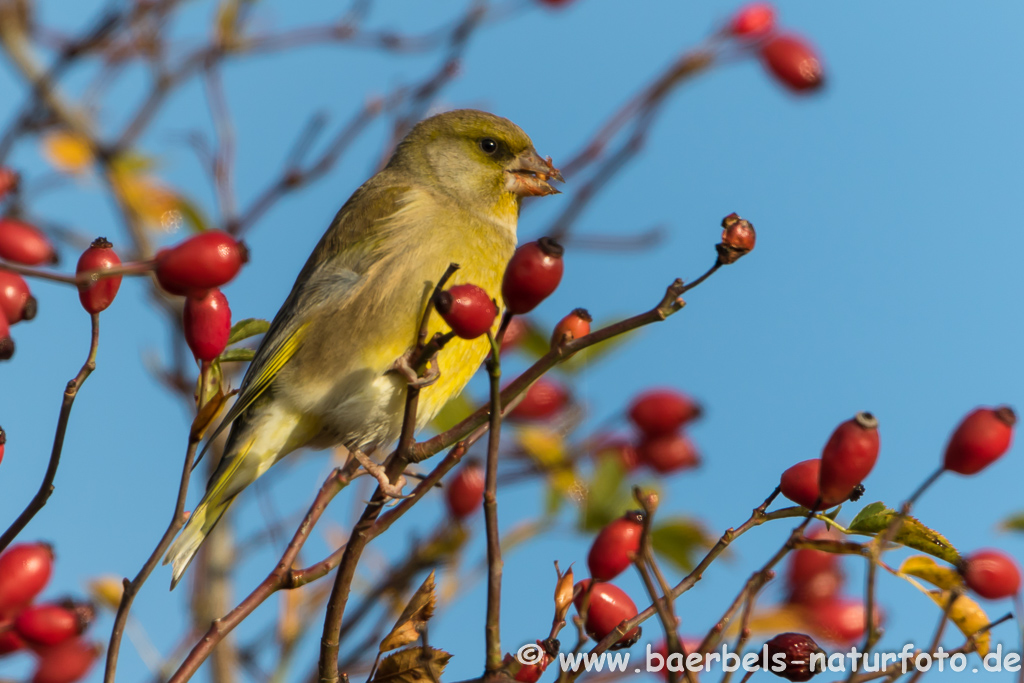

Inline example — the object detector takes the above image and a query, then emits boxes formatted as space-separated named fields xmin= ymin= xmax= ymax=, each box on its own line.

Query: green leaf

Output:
xmin=227 ymin=318 xmax=270 ymax=345
xmin=848 ymin=501 xmax=960 ymax=564
xmin=373 ymin=647 xmax=451 ymax=683
xmin=578 ymin=457 xmax=634 ymax=532
xmin=651 ymin=517 xmax=715 ymax=572
xmin=1000 ymin=512 xmax=1024 ymax=532
xmin=217 ymin=348 xmax=255 ymax=363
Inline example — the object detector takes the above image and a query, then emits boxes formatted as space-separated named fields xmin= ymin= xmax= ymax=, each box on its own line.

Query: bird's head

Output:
xmin=390 ymin=109 xmax=563 ymax=226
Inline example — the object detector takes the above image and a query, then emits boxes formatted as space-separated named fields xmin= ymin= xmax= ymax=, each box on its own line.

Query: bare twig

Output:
xmin=483 ymin=332 xmax=504 ymax=673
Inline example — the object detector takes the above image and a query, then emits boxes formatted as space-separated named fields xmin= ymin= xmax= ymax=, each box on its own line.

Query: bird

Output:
xmin=163 ymin=109 xmax=563 ymax=587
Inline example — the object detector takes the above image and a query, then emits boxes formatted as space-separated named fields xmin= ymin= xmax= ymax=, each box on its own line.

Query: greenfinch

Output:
xmin=164 ymin=110 xmax=562 ymax=586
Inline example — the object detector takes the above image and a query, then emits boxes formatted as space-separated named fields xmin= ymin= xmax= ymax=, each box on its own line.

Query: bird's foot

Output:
xmin=351 ymin=448 xmax=409 ymax=499
xmin=388 ymin=351 xmax=440 ymax=388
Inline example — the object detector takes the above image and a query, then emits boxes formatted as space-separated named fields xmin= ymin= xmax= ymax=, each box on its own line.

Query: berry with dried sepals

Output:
xmin=550 ymin=308 xmax=591 ymax=348
xmin=76 ymin=238 xmax=122 ymax=314
xmin=0 ymin=269 xmax=36 ymax=324
xmin=943 ymin=406 xmax=1016 ymax=475
xmin=818 ymin=412 xmax=879 ymax=506
xmin=760 ymin=34 xmax=825 ymax=92
xmin=435 ymin=284 xmax=498 ymax=340
xmin=588 ymin=510 xmax=644 ymax=581
xmin=717 ymin=213 xmax=757 ymax=264
xmin=15 ymin=601 xmax=94 ymax=647
xmin=502 ymin=237 xmax=564 ymax=314
xmin=155 ymin=231 xmax=248 ymax=297
xmin=0 ymin=218 xmax=57 ymax=265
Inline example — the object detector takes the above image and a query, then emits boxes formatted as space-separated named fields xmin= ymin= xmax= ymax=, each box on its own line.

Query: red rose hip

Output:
xmin=588 ymin=510 xmax=643 ymax=581
xmin=0 ymin=269 xmax=36 ymax=324
xmin=445 ymin=460 xmax=485 ymax=519
xmin=780 ymin=459 xmax=844 ymax=510
xmin=638 ymin=432 xmax=700 ymax=474
xmin=508 ymin=378 xmax=569 ymax=422
xmin=183 ymin=289 xmax=231 ymax=362
xmin=0 ymin=218 xmax=57 ymax=265
xmin=963 ymin=549 xmax=1021 ymax=600
xmin=818 ymin=412 xmax=879 ymax=506
xmin=760 ymin=34 xmax=825 ymax=93
xmin=550 ymin=307 xmax=591 ymax=347
xmin=76 ymin=238 xmax=122 ymax=314
xmin=502 ymin=237 xmax=564 ymax=314
xmin=730 ymin=3 xmax=776 ymax=38
xmin=807 ymin=598 xmax=880 ymax=645
xmin=0 ymin=543 xmax=54 ymax=612
xmin=573 ymin=580 xmax=641 ymax=646
xmin=764 ymin=632 xmax=825 ymax=681
xmin=15 ymin=602 xmax=92 ymax=646
xmin=31 ymin=638 xmax=100 ymax=683
xmin=628 ymin=389 xmax=701 ymax=436
xmin=435 ymin=284 xmax=497 ymax=339
xmin=943 ymin=406 xmax=1016 ymax=475
xmin=155 ymin=230 xmax=247 ymax=297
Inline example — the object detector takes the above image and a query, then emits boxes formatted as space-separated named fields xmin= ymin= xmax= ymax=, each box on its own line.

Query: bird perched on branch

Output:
xmin=164 ymin=109 xmax=563 ymax=587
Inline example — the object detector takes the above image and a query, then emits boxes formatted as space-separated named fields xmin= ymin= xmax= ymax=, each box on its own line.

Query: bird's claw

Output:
xmin=351 ymin=448 xmax=410 ymax=499
xmin=388 ymin=352 xmax=440 ymax=388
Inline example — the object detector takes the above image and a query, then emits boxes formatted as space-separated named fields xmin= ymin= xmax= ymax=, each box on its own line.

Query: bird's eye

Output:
xmin=479 ymin=138 xmax=498 ymax=155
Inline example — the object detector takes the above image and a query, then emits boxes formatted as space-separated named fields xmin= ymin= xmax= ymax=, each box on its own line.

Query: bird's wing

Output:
xmin=194 ymin=181 xmax=417 ymax=466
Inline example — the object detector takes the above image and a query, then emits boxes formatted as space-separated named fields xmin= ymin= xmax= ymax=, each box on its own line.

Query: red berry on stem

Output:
xmin=0 ymin=218 xmax=57 ymax=265
xmin=760 ymin=34 xmax=825 ymax=93
xmin=718 ymin=213 xmax=757 ymax=264
xmin=638 ymin=432 xmax=700 ymax=474
xmin=730 ymin=3 xmax=776 ymax=38
xmin=0 ymin=543 xmax=54 ymax=612
xmin=588 ymin=510 xmax=644 ymax=581
xmin=155 ymin=231 xmax=247 ymax=297
xmin=818 ymin=412 xmax=879 ymax=506
xmin=807 ymin=598 xmax=880 ymax=645
xmin=764 ymin=633 xmax=825 ymax=682
xmin=509 ymin=378 xmax=569 ymax=422
xmin=550 ymin=307 xmax=591 ymax=348
xmin=446 ymin=460 xmax=485 ymax=519
xmin=15 ymin=602 xmax=91 ymax=647
xmin=942 ymin=406 xmax=1016 ymax=475
xmin=573 ymin=580 xmax=641 ymax=646
xmin=628 ymin=389 xmax=701 ymax=437
xmin=76 ymin=238 xmax=122 ymax=314
xmin=0 ymin=269 xmax=36 ymax=324
xmin=183 ymin=289 xmax=231 ymax=362
xmin=435 ymin=284 xmax=497 ymax=340
xmin=786 ymin=527 xmax=844 ymax=606
xmin=502 ymin=237 xmax=564 ymax=314
xmin=31 ymin=639 xmax=100 ymax=683
xmin=963 ymin=549 xmax=1021 ymax=600
xmin=780 ymin=459 xmax=845 ymax=510
xmin=0 ymin=626 xmax=26 ymax=655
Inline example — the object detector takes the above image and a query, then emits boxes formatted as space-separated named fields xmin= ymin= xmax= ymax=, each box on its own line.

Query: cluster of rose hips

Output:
xmin=725 ymin=3 xmax=825 ymax=93
xmin=592 ymin=388 xmax=702 ymax=476
xmin=0 ymin=543 xmax=100 ymax=683
xmin=0 ymin=192 xmax=245 ymax=364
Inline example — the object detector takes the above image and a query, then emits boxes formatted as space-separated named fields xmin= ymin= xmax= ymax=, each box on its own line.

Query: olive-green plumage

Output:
xmin=164 ymin=110 xmax=562 ymax=586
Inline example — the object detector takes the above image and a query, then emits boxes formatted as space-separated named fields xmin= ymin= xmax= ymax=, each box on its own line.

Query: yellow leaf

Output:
xmin=42 ymin=131 xmax=93 ymax=174
xmin=925 ymin=590 xmax=991 ymax=657
xmin=517 ymin=426 xmax=565 ymax=467
xmin=109 ymin=167 xmax=183 ymax=231
xmin=899 ymin=555 xmax=963 ymax=591
xmin=379 ymin=571 xmax=437 ymax=653
xmin=87 ymin=575 xmax=125 ymax=610
xmin=743 ymin=605 xmax=810 ymax=637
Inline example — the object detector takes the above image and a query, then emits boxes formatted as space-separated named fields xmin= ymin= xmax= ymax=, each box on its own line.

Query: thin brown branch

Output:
xmin=0 ymin=312 xmax=100 ymax=552
xmin=483 ymin=332 xmax=504 ymax=673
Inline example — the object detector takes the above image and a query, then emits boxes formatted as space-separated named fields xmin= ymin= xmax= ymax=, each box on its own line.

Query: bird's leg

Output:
xmin=349 ymin=448 xmax=408 ymax=499
xmin=387 ymin=350 xmax=440 ymax=388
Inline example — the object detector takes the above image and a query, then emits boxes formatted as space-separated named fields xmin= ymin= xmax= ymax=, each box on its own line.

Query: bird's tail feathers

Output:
xmin=163 ymin=494 xmax=231 ymax=590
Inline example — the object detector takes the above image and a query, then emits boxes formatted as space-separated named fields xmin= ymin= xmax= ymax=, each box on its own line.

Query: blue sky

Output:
xmin=2 ymin=1 xmax=1024 ymax=682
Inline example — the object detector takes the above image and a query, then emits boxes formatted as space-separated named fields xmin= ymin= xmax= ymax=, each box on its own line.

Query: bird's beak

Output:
xmin=505 ymin=149 xmax=564 ymax=197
